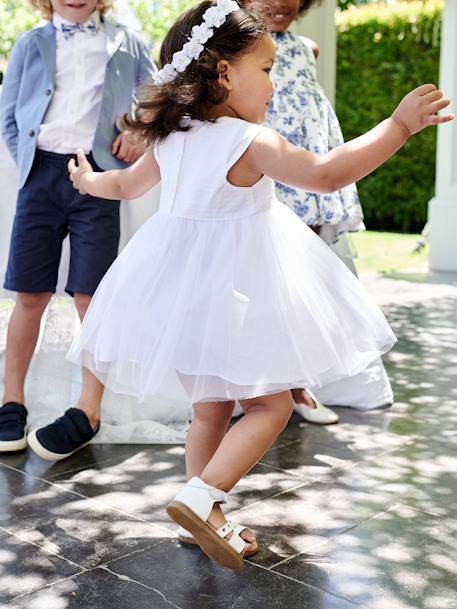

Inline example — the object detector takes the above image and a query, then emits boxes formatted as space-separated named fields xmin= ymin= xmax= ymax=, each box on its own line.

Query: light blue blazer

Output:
xmin=0 ymin=18 xmax=156 ymax=189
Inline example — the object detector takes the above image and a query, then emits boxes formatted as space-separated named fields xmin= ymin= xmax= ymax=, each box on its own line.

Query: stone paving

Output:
xmin=0 ymin=273 xmax=456 ymax=609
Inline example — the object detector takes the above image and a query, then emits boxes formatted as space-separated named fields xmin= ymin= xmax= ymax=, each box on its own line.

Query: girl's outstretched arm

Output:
xmin=68 ymin=148 xmax=160 ymax=200
xmin=247 ymin=84 xmax=453 ymax=194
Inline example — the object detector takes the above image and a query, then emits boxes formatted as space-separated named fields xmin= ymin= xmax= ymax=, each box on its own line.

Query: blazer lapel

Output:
xmin=104 ymin=19 xmax=125 ymax=63
xmin=35 ymin=22 xmax=56 ymax=82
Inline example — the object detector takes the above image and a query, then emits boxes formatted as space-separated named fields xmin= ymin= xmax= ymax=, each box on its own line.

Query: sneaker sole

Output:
xmin=0 ymin=431 xmax=27 ymax=452
xmin=27 ymin=429 xmax=92 ymax=462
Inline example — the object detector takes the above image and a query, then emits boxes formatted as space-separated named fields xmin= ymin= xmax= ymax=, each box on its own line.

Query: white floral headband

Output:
xmin=152 ymin=0 xmax=241 ymax=86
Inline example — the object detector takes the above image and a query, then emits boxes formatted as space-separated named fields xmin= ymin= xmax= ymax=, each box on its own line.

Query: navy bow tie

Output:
xmin=60 ymin=21 xmax=97 ymax=40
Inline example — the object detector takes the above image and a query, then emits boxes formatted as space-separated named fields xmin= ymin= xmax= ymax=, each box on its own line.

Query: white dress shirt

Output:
xmin=37 ymin=11 xmax=107 ymax=154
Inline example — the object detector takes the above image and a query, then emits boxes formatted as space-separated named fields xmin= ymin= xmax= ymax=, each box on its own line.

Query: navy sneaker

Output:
xmin=27 ymin=408 xmax=99 ymax=461
xmin=0 ymin=402 xmax=28 ymax=452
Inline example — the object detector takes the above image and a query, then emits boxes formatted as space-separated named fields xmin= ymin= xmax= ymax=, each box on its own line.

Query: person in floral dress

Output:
xmin=245 ymin=0 xmax=394 ymax=423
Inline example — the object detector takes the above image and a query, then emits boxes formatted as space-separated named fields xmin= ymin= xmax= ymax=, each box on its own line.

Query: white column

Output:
xmin=292 ymin=0 xmax=337 ymax=104
xmin=428 ymin=0 xmax=457 ymax=272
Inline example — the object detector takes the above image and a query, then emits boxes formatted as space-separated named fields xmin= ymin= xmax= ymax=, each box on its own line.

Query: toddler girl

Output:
xmin=67 ymin=0 xmax=451 ymax=570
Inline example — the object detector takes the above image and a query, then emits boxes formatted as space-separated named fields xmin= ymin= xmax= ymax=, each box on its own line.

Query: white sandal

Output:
xmin=177 ymin=524 xmax=259 ymax=557
xmin=167 ymin=477 xmax=254 ymax=570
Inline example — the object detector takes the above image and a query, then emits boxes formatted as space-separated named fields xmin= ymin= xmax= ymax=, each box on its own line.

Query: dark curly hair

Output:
xmin=299 ymin=0 xmax=324 ymax=14
xmin=123 ymin=1 xmax=269 ymax=144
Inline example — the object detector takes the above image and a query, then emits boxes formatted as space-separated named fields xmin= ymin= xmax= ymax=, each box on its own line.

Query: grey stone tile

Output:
xmin=46 ymin=445 xmax=186 ymax=530
xmin=260 ymin=419 xmax=406 ymax=481
xmin=0 ymin=443 xmax=156 ymax=482
xmin=0 ymin=530 xmax=80 ymax=604
xmin=107 ymin=539 xmax=365 ymax=609
xmin=0 ymin=465 xmax=97 ymax=533
xmin=318 ymin=432 xmax=457 ymax=523
xmin=369 ymin=441 xmax=457 ymax=520
xmin=48 ymin=446 xmax=313 ymax=534
xmin=18 ymin=505 xmax=166 ymax=570
xmin=273 ymin=504 xmax=457 ymax=609
xmin=228 ymin=476 xmax=399 ymax=568
xmin=7 ymin=567 xmax=185 ymax=609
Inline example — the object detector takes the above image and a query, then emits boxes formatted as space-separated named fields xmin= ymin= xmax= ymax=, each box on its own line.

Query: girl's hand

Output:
xmin=392 ymin=84 xmax=454 ymax=136
xmin=68 ymin=150 xmax=94 ymax=194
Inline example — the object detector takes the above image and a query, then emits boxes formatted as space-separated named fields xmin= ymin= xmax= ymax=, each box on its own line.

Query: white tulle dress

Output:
xmin=67 ymin=117 xmax=396 ymax=405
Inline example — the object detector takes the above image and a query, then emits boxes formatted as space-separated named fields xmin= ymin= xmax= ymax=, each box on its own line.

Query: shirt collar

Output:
xmin=53 ymin=10 xmax=101 ymax=30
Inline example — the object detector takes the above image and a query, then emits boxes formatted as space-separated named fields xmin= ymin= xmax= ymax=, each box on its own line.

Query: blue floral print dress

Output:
xmin=266 ymin=31 xmax=365 ymax=245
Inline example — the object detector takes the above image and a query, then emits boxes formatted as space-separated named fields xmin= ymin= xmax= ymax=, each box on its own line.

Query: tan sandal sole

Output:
xmin=167 ymin=500 xmax=244 ymax=570
xmin=178 ymin=534 xmax=259 ymax=557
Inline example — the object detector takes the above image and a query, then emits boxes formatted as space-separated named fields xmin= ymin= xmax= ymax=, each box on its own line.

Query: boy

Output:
xmin=0 ymin=0 xmax=155 ymax=459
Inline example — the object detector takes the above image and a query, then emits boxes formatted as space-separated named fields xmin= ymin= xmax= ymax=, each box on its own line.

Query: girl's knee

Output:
xmin=193 ymin=401 xmax=235 ymax=427
xmin=241 ymin=391 xmax=294 ymax=425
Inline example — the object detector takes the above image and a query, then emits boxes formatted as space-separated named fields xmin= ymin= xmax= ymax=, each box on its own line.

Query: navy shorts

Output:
xmin=4 ymin=150 xmax=120 ymax=296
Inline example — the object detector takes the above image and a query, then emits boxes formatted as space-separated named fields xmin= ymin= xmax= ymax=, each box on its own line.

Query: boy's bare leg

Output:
xmin=2 ymin=292 xmax=52 ymax=405
xmin=74 ymin=293 xmax=103 ymax=429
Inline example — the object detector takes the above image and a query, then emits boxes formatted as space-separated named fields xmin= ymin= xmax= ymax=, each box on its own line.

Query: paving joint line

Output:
xmin=244 ymin=558 xmax=369 ymax=609
xmin=268 ymin=501 xmax=403 ymax=571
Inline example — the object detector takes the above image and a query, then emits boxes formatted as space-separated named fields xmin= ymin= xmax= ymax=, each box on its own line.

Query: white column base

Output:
xmin=429 ymin=193 xmax=457 ymax=272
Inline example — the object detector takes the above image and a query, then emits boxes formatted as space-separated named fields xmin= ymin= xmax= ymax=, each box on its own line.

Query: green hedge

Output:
xmin=336 ymin=0 xmax=444 ymax=232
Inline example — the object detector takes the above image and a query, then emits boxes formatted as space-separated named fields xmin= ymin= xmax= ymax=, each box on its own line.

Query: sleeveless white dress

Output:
xmin=67 ymin=117 xmax=396 ymax=405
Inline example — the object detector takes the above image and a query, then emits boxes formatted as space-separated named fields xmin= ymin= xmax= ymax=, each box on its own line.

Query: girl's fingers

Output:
xmin=68 ymin=158 xmax=76 ymax=172
xmin=415 ymin=83 xmax=437 ymax=96
xmin=429 ymin=113 xmax=454 ymax=125
xmin=423 ymin=89 xmax=444 ymax=103
xmin=428 ymin=98 xmax=451 ymax=114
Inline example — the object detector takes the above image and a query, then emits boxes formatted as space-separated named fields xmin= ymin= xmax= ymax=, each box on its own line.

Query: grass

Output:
xmin=351 ymin=230 xmax=429 ymax=275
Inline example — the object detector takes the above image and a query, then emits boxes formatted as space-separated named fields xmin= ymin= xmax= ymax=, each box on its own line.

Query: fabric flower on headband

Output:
xmin=183 ymin=38 xmax=205 ymax=61
xmin=204 ymin=6 xmax=229 ymax=28
xmin=191 ymin=23 xmax=213 ymax=45
xmin=152 ymin=0 xmax=240 ymax=86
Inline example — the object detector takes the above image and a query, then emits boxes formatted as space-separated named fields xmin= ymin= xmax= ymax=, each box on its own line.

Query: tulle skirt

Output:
xmin=67 ymin=202 xmax=396 ymax=404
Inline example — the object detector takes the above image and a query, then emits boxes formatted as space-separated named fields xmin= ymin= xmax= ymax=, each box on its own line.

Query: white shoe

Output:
xmin=167 ymin=477 xmax=253 ymax=570
xmin=294 ymin=390 xmax=339 ymax=425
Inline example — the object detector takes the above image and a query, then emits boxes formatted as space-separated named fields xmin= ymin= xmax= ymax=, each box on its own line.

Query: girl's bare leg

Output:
xmin=185 ymin=401 xmax=235 ymax=480
xmin=196 ymin=390 xmax=294 ymax=541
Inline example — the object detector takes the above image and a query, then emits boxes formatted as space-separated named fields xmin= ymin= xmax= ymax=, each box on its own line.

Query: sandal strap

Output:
xmin=187 ymin=479 xmax=227 ymax=504
xmin=216 ymin=521 xmax=248 ymax=555
xmin=174 ymin=477 xmax=227 ymax=522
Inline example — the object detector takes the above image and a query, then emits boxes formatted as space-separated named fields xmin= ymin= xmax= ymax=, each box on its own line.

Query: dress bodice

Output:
xmin=154 ymin=117 xmax=276 ymax=221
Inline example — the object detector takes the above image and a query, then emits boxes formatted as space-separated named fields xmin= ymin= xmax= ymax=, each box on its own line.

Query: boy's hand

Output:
xmin=68 ymin=149 xmax=93 ymax=194
xmin=112 ymin=130 xmax=146 ymax=164
xmin=392 ymin=84 xmax=454 ymax=136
